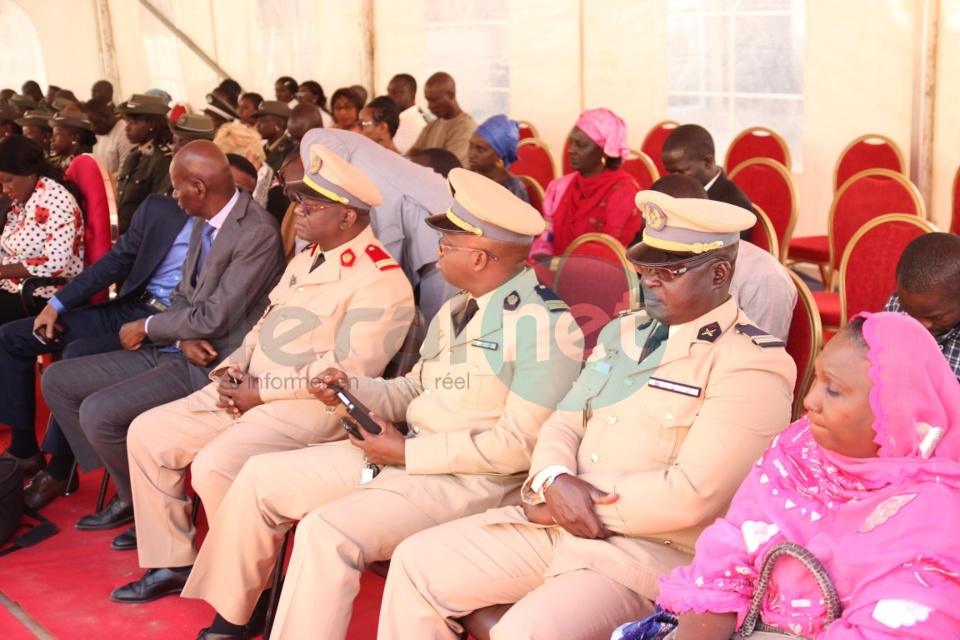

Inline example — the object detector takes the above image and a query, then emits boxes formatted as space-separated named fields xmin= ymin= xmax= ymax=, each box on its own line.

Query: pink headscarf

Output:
xmin=574 ymin=108 xmax=630 ymax=159
xmin=659 ymin=312 xmax=960 ymax=638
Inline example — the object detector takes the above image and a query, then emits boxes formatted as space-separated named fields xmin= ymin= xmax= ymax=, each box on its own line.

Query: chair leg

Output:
xmin=96 ymin=470 xmax=111 ymax=512
xmin=263 ymin=527 xmax=293 ymax=640
xmin=64 ymin=461 xmax=80 ymax=496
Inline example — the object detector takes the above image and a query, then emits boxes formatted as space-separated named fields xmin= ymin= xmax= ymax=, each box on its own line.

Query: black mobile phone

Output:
xmin=32 ymin=322 xmax=66 ymax=345
xmin=340 ymin=417 xmax=364 ymax=440
xmin=329 ymin=383 xmax=382 ymax=435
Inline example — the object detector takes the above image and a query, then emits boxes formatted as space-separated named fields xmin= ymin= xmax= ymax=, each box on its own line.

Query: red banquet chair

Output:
xmin=785 ymin=270 xmax=823 ymax=421
xmin=747 ymin=205 xmax=780 ymax=262
xmin=837 ymin=214 xmax=938 ymax=325
xmin=510 ymin=138 xmax=557 ymax=192
xmin=641 ymin=120 xmax=681 ymax=177
xmin=516 ymin=174 xmax=546 ymax=216
xmin=620 ymin=150 xmax=660 ymax=190
xmin=517 ymin=119 xmax=538 ymax=141
xmin=833 ymin=134 xmax=905 ymax=192
xmin=554 ymin=233 xmax=639 ymax=353
xmin=790 ymin=169 xmax=923 ymax=294
xmin=724 ymin=126 xmax=792 ymax=173
xmin=561 ymin=134 xmax=573 ymax=176
xmin=729 ymin=158 xmax=797 ymax=264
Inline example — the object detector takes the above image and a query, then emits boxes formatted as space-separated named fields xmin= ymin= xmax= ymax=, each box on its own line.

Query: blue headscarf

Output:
xmin=475 ymin=115 xmax=519 ymax=166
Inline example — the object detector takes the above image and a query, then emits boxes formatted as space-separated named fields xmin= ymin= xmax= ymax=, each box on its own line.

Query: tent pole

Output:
xmin=94 ymin=0 xmax=120 ymax=95
xmin=361 ymin=0 xmax=375 ymax=96
xmin=138 ymin=0 xmax=233 ymax=80
xmin=910 ymin=0 xmax=939 ymax=214
xmin=578 ymin=0 xmax=585 ymax=112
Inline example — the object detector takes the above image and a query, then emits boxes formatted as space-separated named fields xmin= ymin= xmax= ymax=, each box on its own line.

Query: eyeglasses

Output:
xmin=285 ymin=188 xmax=340 ymax=214
xmin=638 ymin=255 xmax=728 ymax=283
xmin=438 ymin=237 xmax=499 ymax=261
xmin=358 ymin=120 xmax=378 ymax=129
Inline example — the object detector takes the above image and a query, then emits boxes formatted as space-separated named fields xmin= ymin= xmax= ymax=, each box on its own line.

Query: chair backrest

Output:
xmin=724 ymin=126 xmax=792 ymax=173
xmin=555 ymin=233 xmax=639 ymax=352
xmin=620 ymin=150 xmax=660 ymax=190
xmin=747 ymin=204 xmax=780 ymax=262
xmin=828 ymin=169 xmax=924 ymax=282
xmin=952 ymin=165 xmax=960 ymax=236
xmin=517 ymin=119 xmax=538 ymax=141
xmin=833 ymin=134 xmax=905 ymax=192
xmin=381 ymin=310 xmax=424 ymax=379
xmin=785 ymin=270 xmax=823 ymax=421
xmin=729 ymin=158 xmax=798 ymax=263
xmin=839 ymin=214 xmax=938 ymax=326
xmin=561 ymin=134 xmax=572 ymax=176
xmin=640 ymin=120 xmax=681 ymax=177
xmin=510 ymin=138 xmax=557 ymax=192
xmin=516 ymin=174 xmax=546 ymax=216
xmin=64 ymin=154 xmax=117 ymax=304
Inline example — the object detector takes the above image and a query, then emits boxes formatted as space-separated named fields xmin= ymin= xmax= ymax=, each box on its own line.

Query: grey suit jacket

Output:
xmin=146 ymin=189 xmax=285 ymax=356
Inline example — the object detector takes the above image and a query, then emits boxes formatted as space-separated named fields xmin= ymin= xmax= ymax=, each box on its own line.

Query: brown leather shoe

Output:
xmin=0 ymin=450 xmax=47 ymax=477
xmin=24 ymin=470 xmax=79 ymax=510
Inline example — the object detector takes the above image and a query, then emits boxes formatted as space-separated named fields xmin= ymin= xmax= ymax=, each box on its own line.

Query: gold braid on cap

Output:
xmin=302 ymin=175 xmax=350 ymax=205
xmin=445 ymin=207 xmax=483 ymax=236
xmin=641 ymin=230 xmax=723 ymax=254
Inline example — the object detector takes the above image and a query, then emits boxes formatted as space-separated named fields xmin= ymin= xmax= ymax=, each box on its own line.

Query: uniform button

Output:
xmin=624 ymin=379 xmax=633 ymax=386
xmin=590 ymin=453 xmax=600 ymax=463
xmin=412 ymin=425 xmax=420 ymax=434
xmin=297 ymin=287 xmax=304 ymax=293
xmin=447 ymin=350 xmax=454 ymax=357
xmin=260 ymin=345 xmax=266 ymax=352
xmin=606 ymin=415 xmax=617 ymax=425
xmin=663 ymin=540 xmax=672 ymax=546
xmin=473 ymin=365 xmax=480 ymax=372
xmin=664 ymin=412 xmax=673 ymax=421
xmin=279 ymin=315 xmax=286 ymax=321
xmin=424 ymin=389 xmax=432 ymax=395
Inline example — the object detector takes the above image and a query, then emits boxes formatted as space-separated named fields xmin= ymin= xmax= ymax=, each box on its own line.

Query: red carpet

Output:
xmin=0 ymin=374 xmax=385 ymax=638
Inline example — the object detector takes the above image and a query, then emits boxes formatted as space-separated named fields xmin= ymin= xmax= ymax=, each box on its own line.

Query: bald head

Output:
xmin=170 ymin=140 xmax=236 ymax=218
xmin=288 ymin=103 xmax=323 ymax=145
xmin=424 ymin=72 xmax=460 ymax=119
xmin=91 ymin=80 xmax=113 ymax=103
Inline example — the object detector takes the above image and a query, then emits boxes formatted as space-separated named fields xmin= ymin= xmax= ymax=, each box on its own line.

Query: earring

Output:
xmin=495 ymin=159 xmax=505 ymax=168
xmin=601 ymin=156 xmax=607 ymax=167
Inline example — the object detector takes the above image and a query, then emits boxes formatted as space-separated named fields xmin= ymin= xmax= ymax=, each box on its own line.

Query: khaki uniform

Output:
xmin=127 ymin=226 xmax=415 ymax=568
xmin=380 ymin=297 xmax=796 ymax=640
xmin=116 ymin=140 xmax=173 ymax=234
xmin=181 ymin=268 xmax=584 ymax=637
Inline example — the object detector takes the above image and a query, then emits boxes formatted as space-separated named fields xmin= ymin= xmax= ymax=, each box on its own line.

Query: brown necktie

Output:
xmin=638 ymin=322 xmax=669 ymax=363
xmin=310 ymin=252 xmax=326 ymax=273
xmin=454 ymin=298 xmax=479 ymax=337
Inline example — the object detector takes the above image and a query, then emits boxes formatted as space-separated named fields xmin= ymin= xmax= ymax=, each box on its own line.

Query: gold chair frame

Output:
xmin=517 ymin=137 xmax=559 ymax=181
xmin=749 ymin=204 xmax=780 ymax=263
xmin=624 ymin=148 xmax=661 ymax=183
xmin=729 ymin=157 xmax=798 ymax=264
xmin=832 ymin=134 xmax=906 ymax=192
xmin=724 ymin=125 xmax=792 ymax=172
xmin=558 ymin=232 xmax=640 ymax=310
xmin=517 ymin=119 xmax=540 ymax=139
xmin=787 ymin=270 xmax=823 ymax=422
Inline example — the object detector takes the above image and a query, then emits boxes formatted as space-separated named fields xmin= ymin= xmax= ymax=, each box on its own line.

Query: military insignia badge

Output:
xmin=340 ymin=249 xmax=355 ymax=267
xmin=503 ymin=291 xmax=520 ymax=311
xmin=644 ymin=202 xmax=667 ymax=231
xmin=308 ymin=153 xmax=322 ymax=175
xmin=697 ymin=321 xmax=722 ymax=342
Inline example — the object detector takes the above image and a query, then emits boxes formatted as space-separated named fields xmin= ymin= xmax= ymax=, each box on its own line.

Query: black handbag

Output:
xmin=0 ymin=458 xmax=57 ymax=556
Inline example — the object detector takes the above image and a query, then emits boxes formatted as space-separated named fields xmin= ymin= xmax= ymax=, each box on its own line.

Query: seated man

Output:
xmin=641 ymin=174 xmax=796 ymax=341
xmin=379 ymin=191 xmax=796 ymax=640
xmin=180 ymin=168 xmax=584 ymax=640
xmin=661 ymin=124 xmax=753 ymax=237
xmin=109 ymin=143 xmax=416 ymax=602
xmin=0 ymin=194 xmax=189 ymax=503
xmin=41 ymin=141 xmax=285 ymax=534
xmin=883 ymin=232 xmax=960 ymax=379
xmin=407 ymin=72 xmax=477 ymax=166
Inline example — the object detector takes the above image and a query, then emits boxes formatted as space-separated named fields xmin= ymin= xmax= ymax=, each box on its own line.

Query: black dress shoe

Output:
xmin=76 ymin=494 xmax=134 ymax=531
xmin=24 ymin=470 xmax=79 ymax=510
xmin=1 ymin=450 xmax=47 ymax=477
xmin=109 ymin=567 xmax=191 ymax=604
xmin=111 ymin=525 xmax=137 ymax=551
xmin=196 ymin=628 xmax=247 ymax=640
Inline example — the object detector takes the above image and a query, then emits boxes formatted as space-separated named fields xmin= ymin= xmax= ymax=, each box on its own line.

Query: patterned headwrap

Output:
xmin=474 ymin=115 xmax=519 ymax=166
xmin=574 ymin=108 xmax=630 ymax=159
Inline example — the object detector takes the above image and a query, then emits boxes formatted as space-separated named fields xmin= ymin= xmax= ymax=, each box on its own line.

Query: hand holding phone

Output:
xmin=341 ymin=417 xmax=365 ymax=440
xmin=329 ymin=384 xmax=382 ymax=435
xmin=33 ymin=321 xmax=66 ymax=345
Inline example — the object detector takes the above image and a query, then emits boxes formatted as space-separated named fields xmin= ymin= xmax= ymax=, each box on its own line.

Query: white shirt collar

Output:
xmin=206 ymin=188 xmax=240 ymax=238
xmin=703 ymin=169 xmax=721 ymax=192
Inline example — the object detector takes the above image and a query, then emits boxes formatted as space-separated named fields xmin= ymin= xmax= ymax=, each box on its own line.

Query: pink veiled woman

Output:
xmin=655 ymin=311 xmax=960 ymax=639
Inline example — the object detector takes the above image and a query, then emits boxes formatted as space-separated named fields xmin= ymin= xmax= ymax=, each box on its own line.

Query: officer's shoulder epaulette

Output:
xmin=735 ymin=322 xmax=786 ymax=348
xmin=534 ymin=284 xmax=569 ymax=312
xmin=364 ymin=244 xmax=401 ymax=271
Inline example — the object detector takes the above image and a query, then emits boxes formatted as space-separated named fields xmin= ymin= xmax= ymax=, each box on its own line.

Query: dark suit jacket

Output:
xmin=146 ymin=189 xmax=285 ymax=356
xmin=55 ymin=195 xmax=189 ymax=310
xmin=708 ymin=169 xmax=754 ymax=240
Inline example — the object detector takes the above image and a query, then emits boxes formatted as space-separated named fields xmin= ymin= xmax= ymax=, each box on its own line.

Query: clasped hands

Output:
xmin=522 ymin=474 xmax=619 ymax=539
xmin=215 ymin=364 xmax=263 ymax=416
xmin=309 ymin=367 xmax=406 ymax=467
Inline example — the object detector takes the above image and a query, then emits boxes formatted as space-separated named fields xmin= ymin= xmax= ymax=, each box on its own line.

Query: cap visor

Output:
xmin=425 ymin=212 xmax=471 ymax=234
xmin=285 ymin=180 xmax=339 ymax=203
xmin=626 ymin=243 xmax=699 ymax=267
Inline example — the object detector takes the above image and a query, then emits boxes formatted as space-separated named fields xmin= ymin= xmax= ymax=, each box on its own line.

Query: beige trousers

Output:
xmin=379 ymin=513 xmax=654 ymax=640
xmin=127 ymin=396 xmax=332 ymax=568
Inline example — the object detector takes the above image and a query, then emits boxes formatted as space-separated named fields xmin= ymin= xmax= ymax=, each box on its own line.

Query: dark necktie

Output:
xmin=638 ymin=322 xmax=669 ymax=364
xmin=454 ymin=298 xmax=479 ymax=337
xmin=310 ymin=251 xmax=326 ymax=273
xmin=196 ymin=223 xmax=215 ymax=274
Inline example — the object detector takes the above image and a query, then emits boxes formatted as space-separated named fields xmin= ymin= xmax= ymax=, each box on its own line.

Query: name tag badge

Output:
xmin=591 ymin=361 xmax=612 ymax=374
xmin=649 ymin=377 xmax=702 ymax=398
xmin=471 ymin=339 xmax=498 ymax=351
